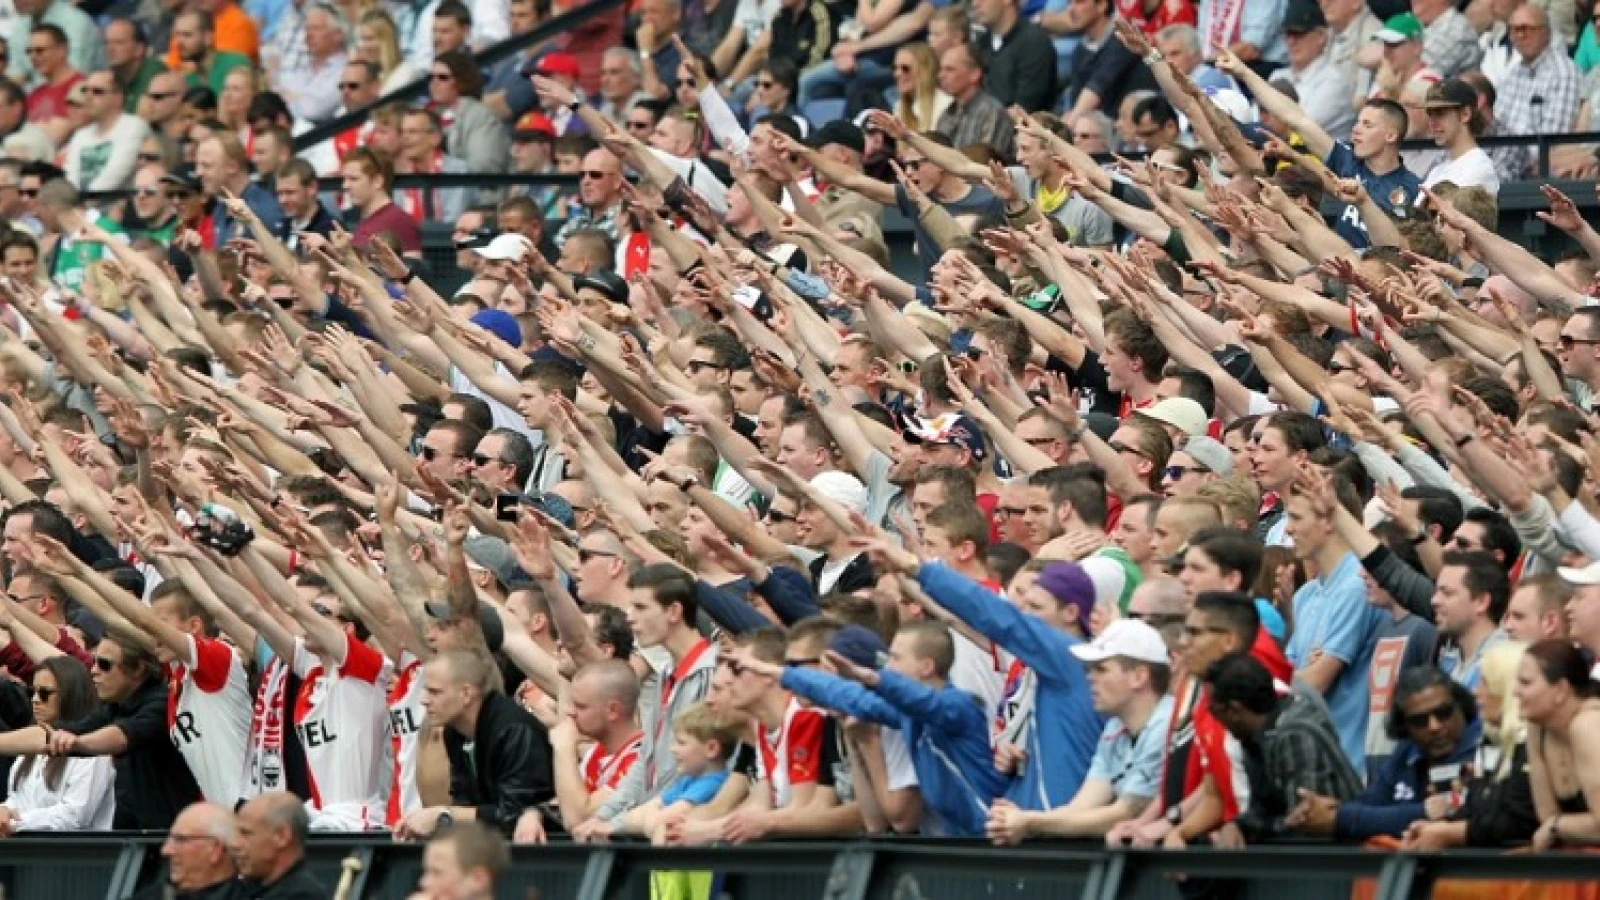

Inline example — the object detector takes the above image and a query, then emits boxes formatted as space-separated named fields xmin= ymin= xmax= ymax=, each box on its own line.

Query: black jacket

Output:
xmin=446 ymin=691 xmax=555 ymax=836
xmin=982 ymin=20 xmax=1059 ymax=112
xmin=133 ymin=875 xmax=245 ymax=900
xmin=243 ymin=858 xmax=325 ymax=900
xmin=57 ymin=676 xmax=200 ymax=830
xmin=1454 ymin=741 xmax=1539 ymax=847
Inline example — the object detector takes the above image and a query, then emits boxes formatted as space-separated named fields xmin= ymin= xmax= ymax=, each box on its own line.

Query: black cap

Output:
xmin=1282 ymin=0 xmax=1327 ymax=33
xmin=1424 ymin=78 xmax=1478 ymax=110
xmin=160 ymin=165 xmax=201 ymax=192
xmin=809 ymin=120 xmax=865 ymax=156
xmin=454 ymin=225 xmax=496 ymax=250
xmin=573 ymin=270 xmax=630 ymax=305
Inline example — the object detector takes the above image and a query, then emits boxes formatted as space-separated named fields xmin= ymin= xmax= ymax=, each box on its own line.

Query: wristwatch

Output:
xmin=677 ymin=474 xmax=700 ymax=493
xmin=566 ymin=99 xmax=581 ymax=112
xmin=436 ymin=810 xmax=455 ymax=832
xmin=1144 ymin=49 xmax=1164 ymax=65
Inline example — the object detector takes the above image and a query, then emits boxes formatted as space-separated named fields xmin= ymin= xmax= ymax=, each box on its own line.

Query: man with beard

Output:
xmin=169 ymin=11 xmax=249 ymax=94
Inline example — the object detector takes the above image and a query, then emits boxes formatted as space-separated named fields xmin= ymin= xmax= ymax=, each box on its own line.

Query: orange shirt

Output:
xmin=166 ymin=1 xmax=260 ymax=68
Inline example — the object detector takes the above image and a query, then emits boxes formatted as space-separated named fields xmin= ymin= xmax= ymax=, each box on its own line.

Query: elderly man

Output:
xmin=1270 ymin=0 xmax=1354 ymax=140
xmin=233 ymin=792 xmax=326 ymax=899
xmin=135 ymin=803 xmax=239 ymax=900
xmin=278 ymin=4 xmax=347 ymax=124
xmin=1493 ymin=3 xmax=1578 ymax=175
xmin=1319 ymin=0 xmax=1382 ymax=100
xmin=1413 ymin=0 xmax=1482 ymax=77
xmin=934 ymin=43 xmax=1014 ymax=159
xmin=554 ymin=147 xmax=624 ymax=246
xmin=597 ymin=48 xmax=647 ymax=123
xmin=61 ymin=70 xmax=151 ymax=191
xmin=1156 ymin=24 xmax=1233 ymax=92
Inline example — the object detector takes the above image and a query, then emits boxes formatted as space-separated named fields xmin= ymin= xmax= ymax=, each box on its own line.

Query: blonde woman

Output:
xmin=218 ymin=65 xmax=260 ymax=133
xmin=358 ymin=10 xmax=422 ymax=94
xmin=891 ymin=43 xmax=949 ymax=133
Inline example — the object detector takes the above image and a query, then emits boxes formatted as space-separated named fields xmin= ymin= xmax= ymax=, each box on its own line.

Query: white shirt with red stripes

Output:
xmin=168 ymin=634 xmax=251 ymax=808
xmin=386 ymin=653 xmax=425 ymax=827
xmin=292 ymin=632 xmax=393 ymax=831
xmin=755 ymin=695 xmax=824 ymax=808
xmin=582 ymin=731 xmax=644 ymax=794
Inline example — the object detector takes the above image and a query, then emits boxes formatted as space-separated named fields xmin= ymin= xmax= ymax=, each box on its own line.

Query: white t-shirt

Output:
xmin=292 ymin=633 xmax=394 ymax=831
xmin=171 ymin=634 xmax=252 ymax=808
xmin=1422 ymin=147 xmax=1501 ymax=195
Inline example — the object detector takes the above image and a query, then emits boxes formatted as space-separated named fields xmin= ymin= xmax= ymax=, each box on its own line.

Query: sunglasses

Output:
xmin=471 ymin=454 xmax=504 ymax=467
xmin=1109 ymin=440 xmax=1148 ymax=459
xmin=339 ymin=81 xmax=366 ymax=91
xmin=17 ymin=188 xmax=36 ymax=198
xmin=1403 ymin=701 xmax=1457 ymax=730
xmin=1164 ymin=465 xmax=1204 ymax=480
xmin=784 ymin=656 xmax=822 ymax=667
xmin=1559 ymin=334 xmax=1600 ymax=348
xmin=765 ymin=509 xmax=796 ymax=525
xmin=676 ymin=78 xmax=695 ymax=87
xmin=755 ymin=80 xmax=775 ymax=88
xmin=994 ymin=505 xmax=1027 ymax=519
xmin=31 ymin=686 xmax=54 ymax=702
xmin=580 ymin=169 xmax=610 ymax=179
xmin=93 ymin=657 xmax=117 ymax=672
xmin=419 ymin=446 xmax=446 ymax=461
xmin=578 ymin=548 xmax=617 ymax=564
xmin=165 ymin=189 xmax=196 ymax=200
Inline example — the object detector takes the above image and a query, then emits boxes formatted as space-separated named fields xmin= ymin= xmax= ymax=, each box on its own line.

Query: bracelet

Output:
xmin=287 ymin=549 xmax=300 ymax=574
xmin=1454 ymin=433 xmax=1476 ymax=450
xmin=1144 ymin=49 xmax=1163 ymax=65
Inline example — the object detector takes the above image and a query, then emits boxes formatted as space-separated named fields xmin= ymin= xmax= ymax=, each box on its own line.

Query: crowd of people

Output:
xmin=1 ymin=0 xmax=1600 ymax=895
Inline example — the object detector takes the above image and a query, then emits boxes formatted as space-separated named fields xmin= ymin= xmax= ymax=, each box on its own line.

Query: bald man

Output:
xmin=233 ymin=791 xmax=325 ymax=899
xmin=136 ymin=802 xmax=237 ymax=900
xmin=544 ymin=659 xmax=643 ymax=838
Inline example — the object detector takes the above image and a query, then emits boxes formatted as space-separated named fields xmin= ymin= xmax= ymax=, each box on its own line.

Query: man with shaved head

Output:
xmin=233 ymin=791 xmax=325 ymax=898
xmin=139 ymin=802 xmax=238 ymax=900
xmin=544 ymin=659 xmax=643 ymax=837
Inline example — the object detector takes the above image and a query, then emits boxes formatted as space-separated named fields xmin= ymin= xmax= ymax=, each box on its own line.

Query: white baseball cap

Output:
xmin=474 ymin=233 xmax=533 ymax=262
xmin=809 ymin=471 xmax=869 ymax=516
xmin=1559 ymin=562 xmax=1600 ymax=586
xmin=1070 ymin=619 xmax=1170 ymax=665
xmin=1137 ymin=397 xmax=1209 ymax=438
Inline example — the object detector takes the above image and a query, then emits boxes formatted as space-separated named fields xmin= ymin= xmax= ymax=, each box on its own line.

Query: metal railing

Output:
xmin=5 ymin=835 xmax=1600 ymax=900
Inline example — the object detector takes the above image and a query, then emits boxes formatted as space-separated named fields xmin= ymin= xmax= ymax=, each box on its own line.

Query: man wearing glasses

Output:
xmin=143 ymin=803 xmax=241 ymax=900
xmin=553 ymin=147 xmax=624 ymax=248
xmin=60 ymin=70 xmax=150 ymax=191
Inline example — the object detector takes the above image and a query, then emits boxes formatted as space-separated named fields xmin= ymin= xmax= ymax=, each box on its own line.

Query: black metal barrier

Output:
xmin=5 ymin=836 xmax=1600 ymax=900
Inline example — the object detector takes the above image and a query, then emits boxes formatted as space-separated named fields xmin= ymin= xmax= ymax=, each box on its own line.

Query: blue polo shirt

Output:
xmin=1324 ymin=142 xmax=1421 ymax=250
xmin=1286 ymin=551 xmax=1385 ymax=772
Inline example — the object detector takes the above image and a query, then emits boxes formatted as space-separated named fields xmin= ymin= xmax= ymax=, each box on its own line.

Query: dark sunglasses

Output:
xmin=1403 ymin=701 xmax=1457 ymax=730
xmin=17 ymin=188 xmax=37 ymax=198
xmin=93 ymin=657 xmax=117 ymax=672
xmin=472 ymin=453 xmax=504 ymax=467
xmin=31 ymin=686 xmax=54 ymax=702
xmin=578 ymin=548 xmax=617 ymax=564
xmin=784 ymin=656 xmax=822 ymax=667
xmin=1164 ymin=465 xmax=1204 ymax=480
xmin=765 ymin=509 xmax=796 ymax=525
xmin=580 ymin=169 xmax=610 ymax=179
xmin=1110 ymin=440 xmax=1148 ymax=459
xmin=339 ymin=81 xmax=366 ymax=91
xmin=994 ymin=505 xmax=1027 ymax=519
xmin=419 ymin=446 xmax=445 ymax=461
xmin=1560 ymin=334 xmax=1600 ymax=348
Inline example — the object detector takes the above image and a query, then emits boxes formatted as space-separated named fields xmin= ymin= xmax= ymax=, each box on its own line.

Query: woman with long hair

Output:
xmin=890 ymin=43 xmax=949 ymax=133
xmin=0 ymin=656 xmax=115 ymax=831
xmin=358 ymin=10 xmax=422 ymax=94
xmin=428 ymin=50 xmax=511 ymax=176
xmin=1520 ymin=639 xmax=1600 ymax=849
xmin=1401 ymin=641 xmax=1539 ymax=849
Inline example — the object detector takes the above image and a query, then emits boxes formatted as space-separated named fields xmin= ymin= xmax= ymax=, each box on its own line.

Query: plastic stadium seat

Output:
xmin=802 ymin=99 xmax=848 ymax=129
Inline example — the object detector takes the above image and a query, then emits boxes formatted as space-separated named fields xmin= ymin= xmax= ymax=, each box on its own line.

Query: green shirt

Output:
xmin=121 ymin=57 xmax=168 ymax=112
xmin=187 ymin=51 xmax=250 ymax=95
xmin=50 ymin=214 xmax=126 ymax=292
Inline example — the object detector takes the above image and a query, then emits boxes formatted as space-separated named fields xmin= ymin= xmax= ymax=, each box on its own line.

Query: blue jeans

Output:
xmin=798 ymin=55 xmax=891 ymax=108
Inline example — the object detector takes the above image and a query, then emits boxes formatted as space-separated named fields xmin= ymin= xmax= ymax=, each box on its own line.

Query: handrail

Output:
xmin=4 ymin=835 xmax=1600 ymax=900
xmin=292 ymin=0 xmax=629 ymax=151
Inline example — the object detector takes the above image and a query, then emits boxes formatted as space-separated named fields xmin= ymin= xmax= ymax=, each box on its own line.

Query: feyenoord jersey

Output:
xmin=386 ymin=653 xmax=425 ymax=827
xmin=168 ymin=634 xmax=251 ymax=807
xmin=243 ymin=652 xmax=293 ymax=799
xmin=292 ymin=633 xmax=392 ymax=828
xmin=755 ymin=696 xmax=824 ymax=808
xmin=582 ymin=732 xmax=644 ymax=794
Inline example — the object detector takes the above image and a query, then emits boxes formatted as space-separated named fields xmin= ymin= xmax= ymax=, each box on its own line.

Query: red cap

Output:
xmin=512 ymin=111 xmax=556 ymax=139
xmin=535 ymin=52 xmax=581 ymax=80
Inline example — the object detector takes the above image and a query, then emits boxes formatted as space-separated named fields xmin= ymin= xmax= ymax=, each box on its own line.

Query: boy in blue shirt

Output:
xmin=617 ymin=702 xmax=737 ymax=842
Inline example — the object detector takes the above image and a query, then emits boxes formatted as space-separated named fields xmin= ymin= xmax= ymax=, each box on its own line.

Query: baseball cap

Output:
xmin=423 ymin=600 xmax=507 ymax=654
xmin=809 ymin=120 xmax=866 ymax=156
xmin=1036 ymin=561 xmax=1096 ymax=633
xmin=470 ymin=308 xmax=522 ymax=348
xmin=1424 ymin=78 xmax=1478 ymax=110
xmin=512 ymin=111 xmax=557 ymax=141
xmin=160 ymin=165 xmax=201 ymax=192
xmin=1376 ymin=13 xmax=1423 ymax=43
xmin=828 ymin=625 xmax=887 ymax=668
xmin=1070 ymin=619 xmax=1170 ymax=665
xmin=1560 ymin=562 xmax=1600 ymax=586
xmin=573 ymin=270 xmax=631 ymax=305
xmin=1182 ymin=436 xmax=1234 ymax=476
xmin=1136 ymin=397 xmax=1208 ymax=438
xmin=529 ymin=51 xmax=581 ymax=80
xmin=464 ymin=535 xmax=525 ymax=587
xmin=455 ymin=225 xmax=496 ymax=250
xmin=1282 ymin=0 xmax=1326 ymax=33
xmin=907 ymin=412 xmax=988 ymax=462
xmin=474 ymin=233 xmax=533 ymax=262
xmin=809 ymin=471 xmax=869 ymax=516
